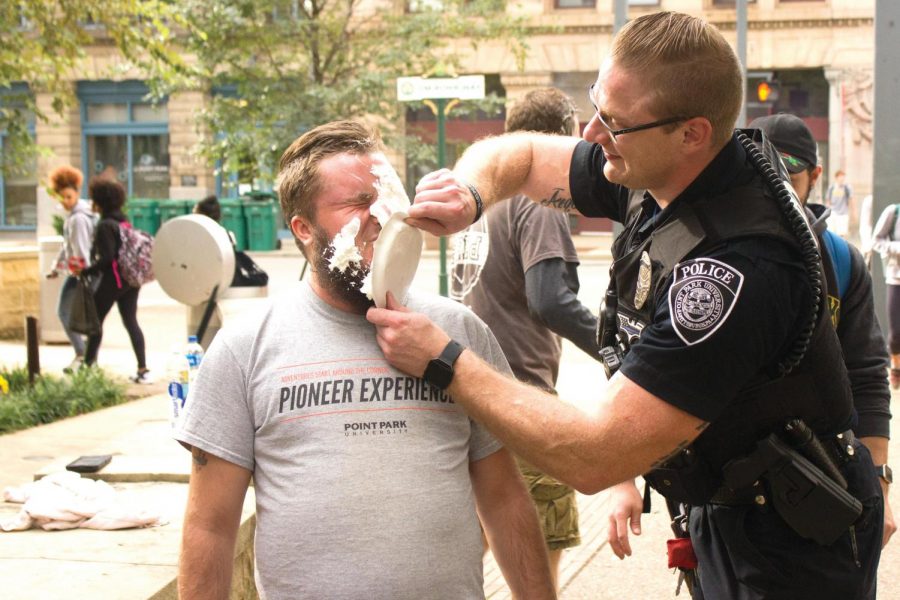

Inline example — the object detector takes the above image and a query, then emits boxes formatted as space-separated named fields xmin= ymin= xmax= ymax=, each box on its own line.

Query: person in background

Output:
xmin=194 ymin=195 xmax=268 ymax=288
xmin=74 ymin=178 xmax=152 ymax=384
xmin=451 ymin=87 xmax=601 ymax=590
xmin=826 ymin=169 xmax=853 ymax=237
xmin=872 ymin=203 xmax=900 ymax=392
xmin=46 ymin=165 xmax=95 ymax=373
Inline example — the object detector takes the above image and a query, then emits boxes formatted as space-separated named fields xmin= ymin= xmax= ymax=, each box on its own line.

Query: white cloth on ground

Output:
xmin=1 ymin=471 xmax=161 ymax=532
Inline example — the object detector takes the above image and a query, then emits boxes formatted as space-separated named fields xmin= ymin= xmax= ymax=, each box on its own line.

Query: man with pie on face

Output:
xmin=175 ymin=120 xmax=554 ymax=599
xmin=367 ymin=11 xmax=884 ymax=600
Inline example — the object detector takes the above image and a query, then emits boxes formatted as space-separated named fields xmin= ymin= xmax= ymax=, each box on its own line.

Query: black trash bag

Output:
xmin=232 ymin=250 xmax=268 ymax=287
xmin=69 ymin=276 xmax=100 ymax=335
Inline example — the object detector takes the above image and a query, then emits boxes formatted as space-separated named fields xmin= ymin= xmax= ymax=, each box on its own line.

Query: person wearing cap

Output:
xmin=175 ymin=120 xmax=554 ymax=600
xmin=757 ymin=114 xmax=895 ymax=545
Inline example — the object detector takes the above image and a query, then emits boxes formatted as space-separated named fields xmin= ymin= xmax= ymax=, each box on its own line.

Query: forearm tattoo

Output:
xmin=538 ymin=188 xmax=575 ymax=213
xmin=650 ymin=422 xmax=709 ymax=469
xmin=651 ymin=440 xmax=691 ymax=469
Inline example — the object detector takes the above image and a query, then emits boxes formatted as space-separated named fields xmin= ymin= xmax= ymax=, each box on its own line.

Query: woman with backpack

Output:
xmin=73 ymin=177 xmax=152 ymax=384
xmin=873 ymin=202 xmax=900 ymax=389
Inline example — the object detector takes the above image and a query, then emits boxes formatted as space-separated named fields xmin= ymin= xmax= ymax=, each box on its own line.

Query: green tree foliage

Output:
xmin=0 ymin=1 xmax=189 ymax=176
xmin=176 ymin=0 xmax=526 ymax=185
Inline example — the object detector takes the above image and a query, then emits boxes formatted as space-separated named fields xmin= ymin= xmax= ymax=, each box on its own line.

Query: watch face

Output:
xmin=882 ymin=465 xmax=893 ymax=484
xmin=426 ymin=360 xmax=453 ymax=390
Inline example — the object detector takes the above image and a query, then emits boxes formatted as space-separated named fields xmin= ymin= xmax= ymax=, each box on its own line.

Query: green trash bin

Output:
xmin=220 ymin=198 xmax=247 ymax=251
xmin=243 ymin=197 xmax=281 ymax=251
xmin=128 ymin=199 xmax=161 ymax=235
xmin=159 ymin=199 xmax=192 ymax=225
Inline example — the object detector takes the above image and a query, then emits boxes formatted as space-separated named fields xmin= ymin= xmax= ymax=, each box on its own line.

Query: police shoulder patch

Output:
xmin=668 ymin=257 xmax=744 ymax=346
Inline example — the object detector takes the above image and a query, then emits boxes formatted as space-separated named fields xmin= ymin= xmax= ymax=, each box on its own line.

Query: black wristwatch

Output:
xmin=876 ymin=464 xmax=893 ymax=485
xmin=423 ymin=340 xmax=465 ymax=390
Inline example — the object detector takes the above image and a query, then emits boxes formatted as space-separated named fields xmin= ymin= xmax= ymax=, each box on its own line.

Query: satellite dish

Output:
xmin=152 ymin=215 xmax=234 ymax=306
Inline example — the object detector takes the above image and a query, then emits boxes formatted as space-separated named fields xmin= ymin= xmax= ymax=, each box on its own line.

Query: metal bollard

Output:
xmin=25 ymin=315 xmax=40 ymax=385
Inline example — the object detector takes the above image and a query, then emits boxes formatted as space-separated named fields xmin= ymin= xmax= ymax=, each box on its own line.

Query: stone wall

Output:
xmin=0 ymin=248 xmax=39 ymax=340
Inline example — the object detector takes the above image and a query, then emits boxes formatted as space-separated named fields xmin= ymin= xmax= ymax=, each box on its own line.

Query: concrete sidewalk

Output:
xmin=1 ymin=245 xmax=898 ymax=598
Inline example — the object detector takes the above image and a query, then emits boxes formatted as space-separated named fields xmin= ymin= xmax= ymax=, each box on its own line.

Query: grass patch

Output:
xmin=0 ymin=367 xmax=128 ymax=434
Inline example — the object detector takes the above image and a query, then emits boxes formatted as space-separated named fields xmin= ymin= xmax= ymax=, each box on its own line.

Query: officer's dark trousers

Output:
xmin=689 ymin=442 xmax=883 ymax=600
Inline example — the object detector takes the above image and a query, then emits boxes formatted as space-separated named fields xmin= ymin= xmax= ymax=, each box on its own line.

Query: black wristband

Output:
xmin=466 ymin=183 xmax=484 ymax=224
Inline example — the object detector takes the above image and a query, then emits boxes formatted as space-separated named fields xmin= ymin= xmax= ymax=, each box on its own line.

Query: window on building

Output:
xmin=628 ymin=0 xmax=659 ymax=6
xmin=0 ymin=84 xmax=37 ymax=230
xmin=78 ymin=81 xmax=170 ymax=199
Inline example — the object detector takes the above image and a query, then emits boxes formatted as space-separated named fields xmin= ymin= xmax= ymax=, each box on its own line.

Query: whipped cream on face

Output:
xmin=325 ymin=217 xmax=374 ymax=300
xmin=327 ymin=217 xmax=364 ymax=272
xmin=360 ymin=272 xmax=373 ymax=299
xmin=370 ymin=157 xmax=411 ymax=226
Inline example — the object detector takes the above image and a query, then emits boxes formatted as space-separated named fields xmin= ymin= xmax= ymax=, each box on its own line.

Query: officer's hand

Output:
xmin=367 ymin=292 xmax=450 ymax=378
xmin=883 ymin=483 xmax=896 ymax=548
xmin=607 ymin=479 xmax=644 ymax=559
xmin=407 ymin=169 xmax=477 ymax=237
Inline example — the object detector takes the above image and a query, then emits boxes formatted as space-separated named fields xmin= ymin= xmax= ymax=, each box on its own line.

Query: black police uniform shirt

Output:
xmin=569 ymin=135 xmax=813 ymax=424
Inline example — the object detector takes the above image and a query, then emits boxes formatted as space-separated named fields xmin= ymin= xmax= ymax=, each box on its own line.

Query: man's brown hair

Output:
xmin=49 ymin=165 xmax=84 ymax=194
xmin=277 ymin=120 xmax=384 ymax=255
xmin=611 ymin=11 xmax=742 ymax=146
xmin=506 ymin=88 xmax=578 ymax=136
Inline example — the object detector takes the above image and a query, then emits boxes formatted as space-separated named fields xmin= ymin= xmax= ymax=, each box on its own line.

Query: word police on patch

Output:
xmin=668 ymin=257 xmax=744 ymax=346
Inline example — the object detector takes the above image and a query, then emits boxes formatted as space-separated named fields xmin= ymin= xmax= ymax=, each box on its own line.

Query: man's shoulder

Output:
xmin=406 ymin=292 xmax=492 ymax=336
xmin=407 ymin=291 xmax=473 ymax=320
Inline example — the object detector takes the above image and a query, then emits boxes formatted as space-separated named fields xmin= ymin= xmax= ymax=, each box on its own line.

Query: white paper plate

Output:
xmin=371 ymin=212 xmax=423 ymax=308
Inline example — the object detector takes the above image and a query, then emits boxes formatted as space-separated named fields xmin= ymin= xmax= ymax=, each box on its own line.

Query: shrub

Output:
xmin=0 ymin=366 xmax=127 ymax=434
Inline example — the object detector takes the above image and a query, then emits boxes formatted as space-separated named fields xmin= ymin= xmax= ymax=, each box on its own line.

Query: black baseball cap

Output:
xmin=749 ymin=113 xmax=818 ymax=174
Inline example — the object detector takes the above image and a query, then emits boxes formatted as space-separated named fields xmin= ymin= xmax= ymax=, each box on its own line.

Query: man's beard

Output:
xmin=311 ymin=226 xmax=374 ymax=314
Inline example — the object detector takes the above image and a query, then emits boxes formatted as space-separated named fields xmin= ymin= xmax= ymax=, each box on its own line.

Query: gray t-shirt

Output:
xmin=175 ymin=282 xmax=509 ymax=599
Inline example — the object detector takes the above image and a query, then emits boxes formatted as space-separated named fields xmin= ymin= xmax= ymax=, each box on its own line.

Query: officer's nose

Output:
xmin=583 ymin=114 xmax=614 ymax=146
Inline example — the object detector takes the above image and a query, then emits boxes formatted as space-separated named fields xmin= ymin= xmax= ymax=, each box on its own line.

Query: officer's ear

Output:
xmin=679 ymin=117 xmax=713 ymax=155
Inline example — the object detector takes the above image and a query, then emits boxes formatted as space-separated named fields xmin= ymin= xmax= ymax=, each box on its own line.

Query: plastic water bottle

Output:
xmin=185 ymin=335 xmax=204 ymax=384
xmin=166 ymin=349 xmax=190 ymax=430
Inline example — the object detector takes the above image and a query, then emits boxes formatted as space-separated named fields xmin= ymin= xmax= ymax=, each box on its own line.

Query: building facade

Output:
xmin=0 ymin=0 xmax=875 ymax=242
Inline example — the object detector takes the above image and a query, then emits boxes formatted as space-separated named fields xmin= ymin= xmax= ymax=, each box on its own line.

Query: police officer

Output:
xmin=605 ymin=112 xmax=895 ymax=585
xmin=367 ymin=11 xmax=884 ymax=599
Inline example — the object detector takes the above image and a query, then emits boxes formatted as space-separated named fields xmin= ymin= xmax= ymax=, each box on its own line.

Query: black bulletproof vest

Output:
xmin=610 ymin=179 xmax=854 ymax=503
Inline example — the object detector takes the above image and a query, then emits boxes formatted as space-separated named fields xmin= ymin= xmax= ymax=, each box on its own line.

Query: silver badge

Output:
xmin=634 ymin=251 xmax=652 ymax=309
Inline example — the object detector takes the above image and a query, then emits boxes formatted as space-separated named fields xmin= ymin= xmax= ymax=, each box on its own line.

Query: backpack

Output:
xmin=822 ymin=229 xmax=851 ymax=299
xmin=115 ymin=222 xmax=155 ymax=287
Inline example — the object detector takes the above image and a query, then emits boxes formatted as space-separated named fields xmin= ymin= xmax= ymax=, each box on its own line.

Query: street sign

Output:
xmin=396 ymin=76 xmax=485 ymax=101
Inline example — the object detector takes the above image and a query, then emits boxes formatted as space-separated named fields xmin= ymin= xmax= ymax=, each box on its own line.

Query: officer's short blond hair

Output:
xmin=611 ymin=11 xmax=742 ymax=147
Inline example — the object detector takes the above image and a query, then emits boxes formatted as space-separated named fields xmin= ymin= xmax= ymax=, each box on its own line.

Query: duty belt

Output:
xmin=709 ymin=428 xmax=857 ymax=507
